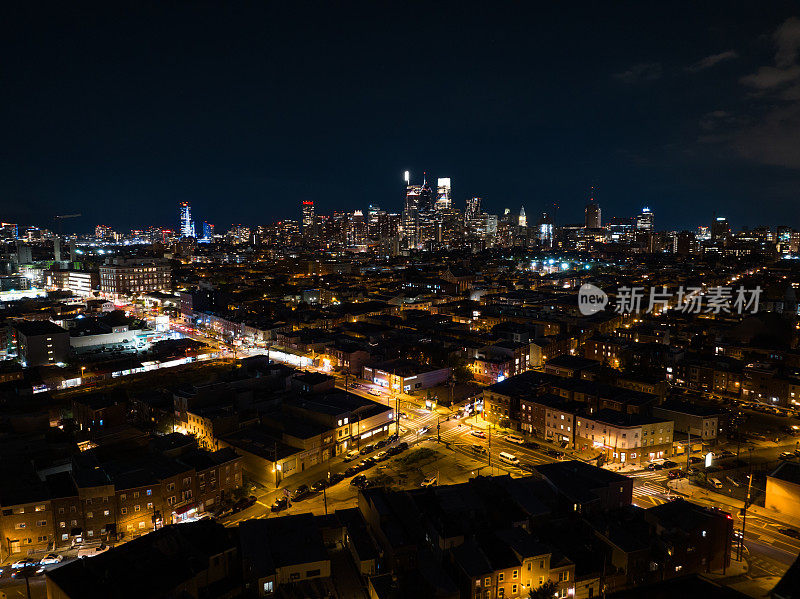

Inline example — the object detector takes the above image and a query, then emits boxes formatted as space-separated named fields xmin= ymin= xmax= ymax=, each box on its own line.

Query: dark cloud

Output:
xmin=613 ymin=62 xmax=662 ymax=83
xmin=733 ymin=103 xmax=800 ymax=168
xmin=731 ymin=17 xmax=800 ymax=168
xmin=686 ymin=50 xmax=738 ymax=72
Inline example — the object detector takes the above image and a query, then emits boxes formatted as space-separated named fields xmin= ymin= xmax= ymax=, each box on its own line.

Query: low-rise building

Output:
xmin=13 ymin=320 xmax=70 ymax=367
xmin=575 ymin=410 xmax=674 ymax=465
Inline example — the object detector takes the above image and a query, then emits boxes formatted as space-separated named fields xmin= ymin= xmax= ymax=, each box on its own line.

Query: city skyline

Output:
xmin=3 ymin=3 xmax=800 ymax=231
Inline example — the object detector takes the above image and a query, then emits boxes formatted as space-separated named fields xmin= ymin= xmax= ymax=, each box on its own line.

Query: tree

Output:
xmin=529 ymin=580 xmax=557 ymax=599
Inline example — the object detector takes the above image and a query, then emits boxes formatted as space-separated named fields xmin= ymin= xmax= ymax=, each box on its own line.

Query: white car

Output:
xmin=369 ymin=388 xmax=382 ymax=397
xmin=421 ymin=476 xmax=437 ymax=487
xmin=39 ymin=553 xmax=63 ymax=565
xmin=11 ymin=558 xmax=38 ymax=569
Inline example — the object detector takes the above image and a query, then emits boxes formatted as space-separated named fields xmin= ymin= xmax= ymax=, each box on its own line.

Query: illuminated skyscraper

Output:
xmin=537 ymin=212 xmax=554 ymax=247
xmin=466 ymin=197 xmax=481 ymax=221
xmin=435 ymin=178 xmax=452 ymax=211
xmin=202 ymin=221 xmax=214 ymax=240
xmin=301 ymin=200 xmax=316 ymax=237
xmin=518 ymin=206 xmax=527 ymax=228
xmin=179 ymin=202 xmax=195 ymax=238
xmin=636 ymin=207 xmax=654 ymax=232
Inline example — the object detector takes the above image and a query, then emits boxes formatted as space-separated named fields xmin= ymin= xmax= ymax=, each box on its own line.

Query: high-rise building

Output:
xmin=607 ymin=216 xmax=634 ymax=241
xmin=202 ymin=221 xmax=214 ymax=240
xmin=179 ymin=202 xmax=195 ymax=238
xmin=466 ymin=197 xmax=481 ymax=221
xmin=537 ymin=212 xmax=554 ymax=247
xmin=585 ymin=201 xmax=601 ymax=229
xmin=518 ymin=206 xmax=527 ymax=228
xmin=711 ymin=216 xmax=730 ymax=241
xmin=301 ymin=200 xmax=316 ymax=236
xmin=434 ymin=178 xmax=452 ymax=211
xmin=635 ymin=207 xmax=654 ymax=232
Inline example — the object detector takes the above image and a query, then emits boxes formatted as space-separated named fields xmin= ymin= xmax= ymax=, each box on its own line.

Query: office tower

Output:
xmin=301 ymin=200 xmax=316 ymax=237
xmin=607 ymin=216 xmax=634 ymax=241
xmin=585 ymin=201 xmax=601 ymax=229
xmin=435 ymin=178 xmax=452 ymax=211
xmin=518 ymin=206 xmax=527 ymax=228
xmin=711 ymin=217 xmax=730 ymax=241
xmin=54 ymin=236 xmax=62 ymax=262
xmin=347 ymin=210 xmax=366 ymax=246
xmin=202 ymin=221 xmax=214 ymax=240
xmin=466 ymin=197 xmax=481 ymax=221
xmin=14 ymin=241 xmax=32 ymax=265
xmin=179 ymin=202 xmax=195 ymax=238
xmin=635 ymin=207 xmax=654 ymax=231
xmin=676 ymin=231 xmax=697 ymax=255
xmin=537 ymin=212 xmax=554 ymax=248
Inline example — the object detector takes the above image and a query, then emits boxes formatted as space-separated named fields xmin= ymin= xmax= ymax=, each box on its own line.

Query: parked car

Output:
xmin=545 ymin=449 xmax=564 ymax=459
xmin=311 ymin=480 xmax=328 ymax=492
xmin=397 ymin=441 xmax=409 ymax=451
xmin=271 ymin=497 xmax=289 ymax=512
xmin=662 ymin=460 xmax=678 ymax=468
xmin=471 ymin=430 xmax=486 ymax=439
xmin=689 ymin=456 xmax=703 ymax=464
xmin=328 ymin=472 xmax=345 ymax=485
xmin=524 ymin=442 xmax=540 ymax=450
xmin=39 ymin=554 xmax=63 ymax=566
xmin=472 ymin=444 xmax=488 ymax=454
xmin=779 ymin=452 xmax=795 ymax=460
xmin=646 ymin=463 xmax=664 ymax=471
xmin=292 ymin=485 xmax=311 ymax=500
xmin=369 ymin=388 xmax=382 ymax=396
xmin=344 ymin=466 xmax=360 ymax=477
xmin=12 ymin=566 xmax=44 ymax=578
xmin=374 ymin=440 xmax=387 ymax=450
xmin=360 ymin=444 xmax=375 ymax=456
xmin=350 ymin=474 xmax=367 ymax=488
xmin=11 ymin=558 xmax=38 ymax=569
xmin=358 ymin=459 xmax=375 ymax=471
xmin=233 ymin=495 xmax=257 ymax=511
xmin=668 ymin=469 xmax=686 ymax=479
xmin=387 ymin=433 xmax=399 ymax=442
xmin=343 ymin=449 xmax=360 ymax=462
xmin=421 ymin=475 xmax=437 ymax=487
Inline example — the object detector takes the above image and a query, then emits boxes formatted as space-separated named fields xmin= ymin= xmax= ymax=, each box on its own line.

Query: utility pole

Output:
xmin=323 ymin=472 xmax=329 ymax=515
xmin=488 ymin=423 xmax=492 ymax=475
xmin=738 ymin=472 xmax=753 ymax=561
xmin=686 ymin=430 xmax=691 ymax=473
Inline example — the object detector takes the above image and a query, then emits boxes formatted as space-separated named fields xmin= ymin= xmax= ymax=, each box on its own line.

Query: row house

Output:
xmin=481 ymin=371 xmax=556 ymax=429
xmin=450 ymin=531 xmax=576 ymax=599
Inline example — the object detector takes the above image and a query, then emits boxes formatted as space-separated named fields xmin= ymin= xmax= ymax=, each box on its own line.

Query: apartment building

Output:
xmin=99 ymin=258 xmax=171 ymax=296
xmin=574 ymin=410 xmax=674 ymax=465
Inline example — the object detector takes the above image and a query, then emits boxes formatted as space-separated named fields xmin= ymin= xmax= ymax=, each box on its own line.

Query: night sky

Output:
xmin=3 ymin=2 xmax=800 ymax=233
